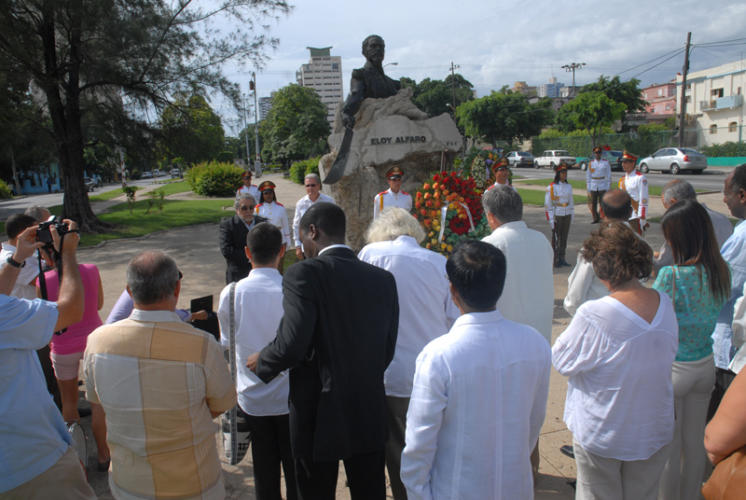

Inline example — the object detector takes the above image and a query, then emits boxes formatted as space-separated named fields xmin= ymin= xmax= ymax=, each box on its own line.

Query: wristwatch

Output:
xmin=6 ymin=256 xmax=25 ymax=268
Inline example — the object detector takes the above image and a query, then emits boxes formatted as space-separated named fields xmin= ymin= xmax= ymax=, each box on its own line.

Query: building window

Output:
xmin=331 ymin=63 xmax=339 ymax=70
xmin=730 ymin=122 xmax=738 ymax=133
xmin=710 ymin=124 xmax=718 ymax=135
xmin=712 ymin=88 xmax=724 ymax=98
xmin=658 ymin=88 xmax=664 ymax=97
xmin=685 ymin=96 xmax=691 ymax=104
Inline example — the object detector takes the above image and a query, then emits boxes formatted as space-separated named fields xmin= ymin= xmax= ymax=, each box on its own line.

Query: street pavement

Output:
xmin=18 ymin=172 xmax=732 ymax=499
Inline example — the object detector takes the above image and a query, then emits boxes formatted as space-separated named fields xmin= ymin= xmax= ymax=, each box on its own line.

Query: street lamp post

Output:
xmin=561 ymin=62 xmax=586 ymax=96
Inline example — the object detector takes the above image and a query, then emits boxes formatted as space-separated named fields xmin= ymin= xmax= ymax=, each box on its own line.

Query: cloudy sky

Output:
xmin=211 ymin=0 xmax=746 ymax=133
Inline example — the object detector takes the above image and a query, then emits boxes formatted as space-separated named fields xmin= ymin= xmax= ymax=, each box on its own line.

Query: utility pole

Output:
xmin=561 ymin=62 xmax=586 ymax=96
xmin=242 ymin=94 xmax=251 ymax=167
xmin=449 ymin=61 xmax=460 ymax=111
xmin=678 ymin=32 xmax=692 ymax=148
xmin=250 ymin=72 xmax=262 ymax=177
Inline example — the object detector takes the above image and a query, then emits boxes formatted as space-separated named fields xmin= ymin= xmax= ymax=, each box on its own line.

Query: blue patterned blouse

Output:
xmin=653 ymin=265 xmax=728 ymax=362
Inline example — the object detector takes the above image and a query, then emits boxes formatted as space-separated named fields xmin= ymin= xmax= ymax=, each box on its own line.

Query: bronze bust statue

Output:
xmin=341 ymin=35 xmax=401 ymax=128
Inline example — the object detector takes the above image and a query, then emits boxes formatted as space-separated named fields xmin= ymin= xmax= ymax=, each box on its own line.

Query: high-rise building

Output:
xmin=296 ymin=46 xmax=343 ymax=126
xmin=538 ymin=77 xmax=565 ymax=98
xmin=259 ymin=96 xmax=273 ymax=121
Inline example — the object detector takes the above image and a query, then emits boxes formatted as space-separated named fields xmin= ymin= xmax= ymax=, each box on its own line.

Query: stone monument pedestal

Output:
xmin=320 ymin=89 xmax=463 ymax=249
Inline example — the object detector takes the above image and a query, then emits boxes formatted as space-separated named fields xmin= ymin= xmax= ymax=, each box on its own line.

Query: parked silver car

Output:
xmin=506 ymin=151 xmax=535 ymax=168
xmin=638 ymin=147 xmax=707 ymax=175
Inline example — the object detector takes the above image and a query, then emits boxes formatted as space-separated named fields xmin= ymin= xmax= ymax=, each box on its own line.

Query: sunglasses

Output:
xmin=178 ymin=270 xmax=183 ymax=281
xmin=238 ymin=205 xmax=255 ymax=211
xmin=305 ymin=183 xmax=318 ymax=187
xmin=389 ymin=176 xmax=402 ymax=181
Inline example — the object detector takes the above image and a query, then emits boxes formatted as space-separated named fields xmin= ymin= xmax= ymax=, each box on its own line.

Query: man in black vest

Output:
xmin=248 ymin=202 xmax=399 ymax=500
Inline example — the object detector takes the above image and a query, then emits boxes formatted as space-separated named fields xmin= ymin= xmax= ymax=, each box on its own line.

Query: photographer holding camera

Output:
xmin=0 ymin=219 xmax=95 ymax=499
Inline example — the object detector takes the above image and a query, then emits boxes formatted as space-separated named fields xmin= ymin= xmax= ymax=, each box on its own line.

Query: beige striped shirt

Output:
xmin=84 ymin=309 xmax=236 ymax=500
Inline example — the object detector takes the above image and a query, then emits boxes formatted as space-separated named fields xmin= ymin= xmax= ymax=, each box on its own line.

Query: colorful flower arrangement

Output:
xmin=414 ymin=171 xmax=491 ymax=255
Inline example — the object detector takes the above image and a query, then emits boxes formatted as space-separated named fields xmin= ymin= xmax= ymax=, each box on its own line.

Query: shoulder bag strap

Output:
xmin=228 ymin=281 xmax=238 ymax=458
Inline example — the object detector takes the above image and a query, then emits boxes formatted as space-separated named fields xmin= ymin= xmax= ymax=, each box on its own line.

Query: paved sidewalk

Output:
xmin=75 ymin=173 xmax=730 ymax=499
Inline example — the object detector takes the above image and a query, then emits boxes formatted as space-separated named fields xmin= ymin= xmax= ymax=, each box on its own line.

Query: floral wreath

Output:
xmin=415 ymin=171 xmax=491 ymax=255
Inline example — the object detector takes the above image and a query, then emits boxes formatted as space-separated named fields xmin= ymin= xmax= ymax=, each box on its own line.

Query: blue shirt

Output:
xmin=713 ymin=220 xmax=746 ymax=369
xmin=0 ymin=295 xmax=69 ymax=492
xmin=653 ymin=266 xmax=727 ymax=362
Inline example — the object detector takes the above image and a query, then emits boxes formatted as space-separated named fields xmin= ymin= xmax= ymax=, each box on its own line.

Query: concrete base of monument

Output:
xmin=321 ymin=89 xmax=463 ymax=250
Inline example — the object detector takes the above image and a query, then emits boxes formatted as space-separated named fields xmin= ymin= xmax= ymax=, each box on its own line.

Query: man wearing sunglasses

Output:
xmin=220 ymin=194 xmax=268 ymax=283
xmin=292 ymin=173 xmax=335 ymax=261
xmin=373 ymin=167 xmax=412 ymax=219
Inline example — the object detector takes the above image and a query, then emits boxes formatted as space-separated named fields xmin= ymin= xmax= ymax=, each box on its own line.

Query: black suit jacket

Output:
xmin=219 ymin=214 xmax=267 ymax=284
xmin=256 ymin=246 xmax=399 ymax=462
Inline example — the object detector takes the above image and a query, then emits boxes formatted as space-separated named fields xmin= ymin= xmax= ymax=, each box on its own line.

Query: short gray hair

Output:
xmin=662 ymin=179 xmax=696 ymax=206
xmin=234 ymin=193 xmax=256 ymax=210
xmin=365 ymin=207 xmax=426 ymax=244
xmin=304 ymin=172 xmax=322 ymax=188
xmin=24 ymin=205 xmax=51 ymax=222
xmin=126 ymin=251 xmax=180 ymax=305
xmin=482 ymin=185 xmax=523 ymax=223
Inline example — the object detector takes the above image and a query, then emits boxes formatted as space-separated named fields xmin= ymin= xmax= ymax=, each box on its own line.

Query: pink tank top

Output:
xmin=39 ymin=263 xmax=103 ymax=354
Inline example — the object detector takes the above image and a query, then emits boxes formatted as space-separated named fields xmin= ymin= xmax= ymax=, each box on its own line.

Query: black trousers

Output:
xmin=244 ymin=413 xmax=297 ymax=500
xmin=295 ymin=450 xmax=386 ymax=500
xmin=553 ymin=215 xmax=571 ymax=263
xmin=707 ymin=367 xmax=737 ymax=421
xmin=384 ymin=396 xmax=409 ymax=500
xmin=589 ymin=189 xmax=605 ymax=221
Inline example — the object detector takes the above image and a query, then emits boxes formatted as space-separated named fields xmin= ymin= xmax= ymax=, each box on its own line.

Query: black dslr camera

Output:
xmin=36 ymin=216 xmax=70 ymax=252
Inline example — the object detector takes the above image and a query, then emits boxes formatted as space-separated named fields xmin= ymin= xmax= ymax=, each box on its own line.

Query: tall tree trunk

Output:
xmin=40 ymin=0 xmax=110 ymax=232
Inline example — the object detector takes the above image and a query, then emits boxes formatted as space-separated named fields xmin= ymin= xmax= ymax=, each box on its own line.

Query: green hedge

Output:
xmin=185 ymin=161 xmax=244 ymax=197
xmin=0 ymin=179 xmax=12 ymax=199
xmin=289 ymin=157 xmax=321 ymax=185
xmin=532 ymin=128 xmax=677 ymax=158
xmin=701 ymin=142 xmax=746 ymax=157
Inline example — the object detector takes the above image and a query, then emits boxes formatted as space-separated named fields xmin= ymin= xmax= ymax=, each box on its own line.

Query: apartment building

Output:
xmin=296 ymin=47 xmax=343 ymax=126
xmin=676 ymin=59 xmax=746 ymax=146
xmin=642 ymin=82 xmax=676 ymax=116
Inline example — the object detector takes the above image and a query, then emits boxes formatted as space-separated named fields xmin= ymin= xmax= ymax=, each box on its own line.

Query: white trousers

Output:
xmin=574 ymin=440 xmax=669 ymax=500
xmin=658 ymin=354 xmax=715 ymax=500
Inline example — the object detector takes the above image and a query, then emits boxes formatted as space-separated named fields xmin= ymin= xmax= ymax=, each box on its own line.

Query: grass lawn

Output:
xmin=79 ymin=198 xmax=232 ymax=246
xmin=155 ymin=181 xmax=192 ymax=196
xmin=89 ymin=186 xmax=140 ymax=202
xmin=515 ymin=188 xmax=587 ymax=206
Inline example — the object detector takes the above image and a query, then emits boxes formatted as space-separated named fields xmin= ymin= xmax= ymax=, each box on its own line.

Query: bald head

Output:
xmin=601 ymin=189 xmax=633 ymax=222
xmin=126 ymin=251 xmax=181 ymax=307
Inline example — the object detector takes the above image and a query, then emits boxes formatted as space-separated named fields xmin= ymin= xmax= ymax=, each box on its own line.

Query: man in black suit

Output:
xmin=247 ymin=202 xmax=399 ymax=500
xmin=219 ymin=193 xmax=267 ymax=284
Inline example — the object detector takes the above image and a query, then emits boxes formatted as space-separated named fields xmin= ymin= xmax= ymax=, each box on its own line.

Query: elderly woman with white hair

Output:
xmin=358 ymin=207 xmax=459 ymax=500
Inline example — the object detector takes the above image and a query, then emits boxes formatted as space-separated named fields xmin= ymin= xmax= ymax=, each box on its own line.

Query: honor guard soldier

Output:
xmin=255 ymin=181 xmax=291 ymax=248
xmin=486 ymin=158 xmax=516 ymax=192
xmin=586 ymin=146 xmax=611 ymax=223
xmin=618 ymin=151 xmax=649 ymax=234
xmin=236 ymin=170 xmax=260 ymax=201
xmin=545 ymin=163 xmax=575 ymax=267
xmin=374 ymin=166 xmax=412 ymax=219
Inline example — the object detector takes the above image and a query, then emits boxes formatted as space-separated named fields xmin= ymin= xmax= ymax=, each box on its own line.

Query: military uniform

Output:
xmin=545 ymin=180 xmax=574 ymax=266
xmin=586 ymin=154 xmax=611 ymax=223
xmin=373 ymin=188 xmax=412 ymax=219
xmin=255 ymin=201 xmax=291 ymax=246
xmin=619 ymin=170 xmax=649 ymax=234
